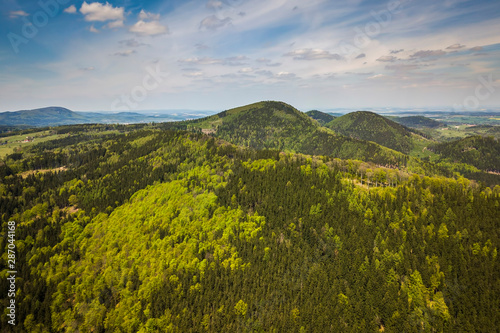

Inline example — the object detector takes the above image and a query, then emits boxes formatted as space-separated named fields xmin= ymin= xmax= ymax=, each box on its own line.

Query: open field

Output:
xmin=0 ymin=130 xmax=69 ymax=157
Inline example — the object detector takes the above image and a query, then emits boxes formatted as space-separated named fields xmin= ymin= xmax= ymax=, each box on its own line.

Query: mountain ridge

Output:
xmin=178 ymin=101 xmax=406 ymax=166
xmin=0 ymin=106 xmax=203 ymax=126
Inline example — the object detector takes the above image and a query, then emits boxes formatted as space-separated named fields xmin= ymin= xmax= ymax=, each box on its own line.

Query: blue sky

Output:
xmin=1 ymin=0 xmax=500 ymax=112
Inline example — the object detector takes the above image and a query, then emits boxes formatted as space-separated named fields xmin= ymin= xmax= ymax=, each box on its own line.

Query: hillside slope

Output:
xmin=305 ymin=110 xmax=336 ymax=125
xmin=429 ymin=136 xmax=500 ymax=171
xmin=185 ymin=101 xmax=406 ymax=165
xmin=326 ymin=111 xmax=423 ymax=154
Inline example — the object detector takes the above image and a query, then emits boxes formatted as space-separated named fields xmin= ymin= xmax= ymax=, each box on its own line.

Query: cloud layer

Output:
xmin=1 ymin=0 xmax=500 ymax=111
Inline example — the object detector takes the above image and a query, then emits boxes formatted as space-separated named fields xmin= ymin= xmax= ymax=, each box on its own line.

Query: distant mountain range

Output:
xmin=0 ymin=107 xmax=212 ymax=127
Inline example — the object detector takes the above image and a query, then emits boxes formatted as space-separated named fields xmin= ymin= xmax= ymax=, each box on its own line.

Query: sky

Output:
xmin=1 ymin=0 xmax=500 ymax=112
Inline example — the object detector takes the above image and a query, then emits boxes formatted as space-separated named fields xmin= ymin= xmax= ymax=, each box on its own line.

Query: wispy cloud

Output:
xmin=256 ymin=58 xmax=281 ymax=66
xmin=206 ymin=1 xmax=224 ymax=10
xmin=9 ymin=10 xmax=29 ymax=18
xmin=113 ymin=50 xmax=136 ymax=57
xmin=119 ymin=39 xmax=148 ymax=48
xmin=275 ymin=72 xmax=298 ymax=80
xmin=284 ymin=48 xmax=342 ymax=61
xmin=377 ymin=56 xmax=398 ymax=62
xmin=410 ymin=50 xmax=447 ymax=58
xmin=385 ymin=64 xmax=421 ymax=72
xmin=199 ymin=15 xmax=232 ymax=30
xmin=446 ymin=43 xmax=466 ymax=50
xmin=178 ymin=56 xmax=249 ymax=66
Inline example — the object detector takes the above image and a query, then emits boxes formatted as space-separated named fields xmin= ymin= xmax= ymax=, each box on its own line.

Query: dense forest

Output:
xmin=179 ymin=101 xmax=409 ymax=166
xmin=325 ymin=111 xmax=424 ymax=154
xmin=0 ymin=118 xmax=499 ymax=332
xmin=305 ymin=110 xmax=336 ymax=125
xmin=428 ymin=136 xmax=500 ymax=172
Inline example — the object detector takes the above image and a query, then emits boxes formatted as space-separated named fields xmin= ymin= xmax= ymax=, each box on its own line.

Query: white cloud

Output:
xmin=368 ymin=74 xmax=385 ymax=79
xmin=89 ymin=25 xmax=99 ymax=33
xmin=179 ymin=57 xmax=222 ymax=65
xmin=376 ymin=55 xmax=398 ymax=62
xmin=9 ymin=10 xmax=29 ymax=18
xmin=80 ymin=2 xmax=124 ymax=22
xmin=139 ymin=9 xmax=160 ymax=21
xmin=284 ymin=48 xmax=342 ymax=61
xmin=64 ymin=5 xmax=77 ymax=14
xmin=275 ymin=72 xmax=297 ymax=80
xmin=129 ymin=20 xmax=168 ymax=36
xmin=239 ymin=67 xmax=253 ymax=73
xmin=178 ymin=56 xmax=248 ymax=66
xmin=199 ymin=15 xmax=232 ymax=30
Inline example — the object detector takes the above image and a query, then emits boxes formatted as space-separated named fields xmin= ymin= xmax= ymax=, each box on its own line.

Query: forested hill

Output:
xmin=325 ymin=111 xmax=424 ymax=154
xmin=181 ymin=101 xmax=407 ymax=166
xmin=0 ymin=124 xmax=499 ymax=332
xmin=429 ymin=136 xmax=500 ymax=172
xmin=305 ymin=110 xmax=336 ymax=125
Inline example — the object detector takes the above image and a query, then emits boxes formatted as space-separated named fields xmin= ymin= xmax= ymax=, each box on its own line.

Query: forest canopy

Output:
xmin=0 ymin=117 xmax=499 ymax=332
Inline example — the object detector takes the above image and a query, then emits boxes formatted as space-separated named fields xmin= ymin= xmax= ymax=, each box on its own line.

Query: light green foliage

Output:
xmin=0 ymin=122 xmax=499 ymax=333
xmin=50 ymin=167 xmax=264 ymax=331
xmin=234 ymin=300 xmax=248 ymax=317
